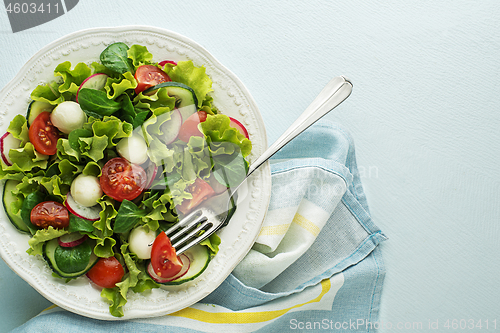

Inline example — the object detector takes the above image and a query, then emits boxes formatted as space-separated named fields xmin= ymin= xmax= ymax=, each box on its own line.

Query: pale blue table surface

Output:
xmin=1 ymin=1 xmax=499 ymax=332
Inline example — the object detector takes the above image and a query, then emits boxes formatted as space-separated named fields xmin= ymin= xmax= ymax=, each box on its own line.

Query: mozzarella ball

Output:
xmin=70 ymin=174 xmax=102 ymax=207
xmin=50 ymin=101 xmax=87 ymax=134
xmin=128 ymin=226 xmax=157 ymax=259
xmin=116 ymin=134 xmax=149 ymax=165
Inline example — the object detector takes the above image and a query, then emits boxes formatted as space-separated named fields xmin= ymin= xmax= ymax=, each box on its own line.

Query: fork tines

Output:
xmin=164 ymin=209 xmax=215 ymax=255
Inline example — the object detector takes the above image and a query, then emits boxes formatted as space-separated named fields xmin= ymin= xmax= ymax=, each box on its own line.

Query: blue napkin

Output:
xmin=11 ymin=120 xmax=387 ymax=333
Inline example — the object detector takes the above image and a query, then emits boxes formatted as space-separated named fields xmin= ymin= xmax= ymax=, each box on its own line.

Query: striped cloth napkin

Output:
xmin=11 ymin=121 xmax=387 ymax=333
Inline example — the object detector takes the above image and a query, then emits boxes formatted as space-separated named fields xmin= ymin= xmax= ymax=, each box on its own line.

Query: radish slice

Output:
xmin=58 ymin=233 xmax=88 ymax=247
xmin=144 ymin=162 xmax=158 ymax=189
xmin=0 ymin=132 xmax=21 ymax=166
xmin=159 ymin=60 xmax=177 ymax=67
xmin=229 ymin=117 xmax=249 ymax=139
xmin=159 ymin=108 xmax=182 ymax=144
xmin=76 ymin=73 xmax=109 ymax=102
xmin=147 ymin=254 xmax=190 ymax=283
xmin=65 ymin=193 xmax=101 ymax=221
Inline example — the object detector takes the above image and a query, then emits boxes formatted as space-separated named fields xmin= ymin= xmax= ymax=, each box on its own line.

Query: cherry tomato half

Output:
xmin=176 ymin=178 xmax=215 ymax=215
xmin=30 ymin=201 xmax=69 ymax=229
xmin=178 ymin=111 xmax=208 ymax=142
xmin=86 ymin=256 xmax=124 ymax=289
xmin=151 ymin=231 xmax=183 ymax=279
xmin=100 ymin=157 xmax=147 ymax=202
xmin=134 ymin=65 xmax=171 ymax=94
xmin=28 ymin=111 xmax=59 ymax=155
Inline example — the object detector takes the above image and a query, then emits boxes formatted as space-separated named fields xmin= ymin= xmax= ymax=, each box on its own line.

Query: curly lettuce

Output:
xmin=166 ymin=61 xmax=213 ymax=108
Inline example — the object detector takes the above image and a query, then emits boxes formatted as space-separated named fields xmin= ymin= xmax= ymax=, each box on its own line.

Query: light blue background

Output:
xmin=1 ymin=1 xmax=499 ymax=332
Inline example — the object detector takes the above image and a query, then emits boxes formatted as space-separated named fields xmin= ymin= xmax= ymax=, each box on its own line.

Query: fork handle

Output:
xmin=246 ymin=76 xmax=353 ymax=177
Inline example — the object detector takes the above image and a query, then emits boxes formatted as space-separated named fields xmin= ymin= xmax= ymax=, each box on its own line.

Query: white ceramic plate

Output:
xmin=0 ymin=26 xmax=271 ymax=320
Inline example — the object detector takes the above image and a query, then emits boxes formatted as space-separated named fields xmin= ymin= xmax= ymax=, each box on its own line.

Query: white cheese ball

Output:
xmin=116 ymin=134 xmax=149 ymax=165
xmin=70 ymin=174 xmax=102 ymax=207
xmin=50 ymin=101 xmax=87 ymax=134
xmin=128 ymin=226 xmax=157 ymax=259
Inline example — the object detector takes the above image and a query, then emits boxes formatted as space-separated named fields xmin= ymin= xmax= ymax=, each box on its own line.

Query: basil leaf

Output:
xmin=78 ymin=88 xmax=121 ymax=117
xmin=68 ymin=214 xmax=95 ymax=233
xmin=100 ymin=42 xmax=134 ymax=74
xmin=114 ymin=200 xmax=148 ymax=234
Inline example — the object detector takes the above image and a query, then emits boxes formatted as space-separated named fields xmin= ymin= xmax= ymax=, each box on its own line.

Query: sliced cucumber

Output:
xmin=148 ymin=244 xmax=210 ymax=285
xmin=43 ymin=238 xmax=98 ymax=278
xmin=27 ymin=101 xmax=54 ymax=126
xmin=144 ymin=82 xmax=198 ymax=121
xmin=2 ymin=180 xmax=29 ymax=233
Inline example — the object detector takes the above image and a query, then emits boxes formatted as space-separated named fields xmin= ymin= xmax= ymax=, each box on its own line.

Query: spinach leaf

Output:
xmin=54 ymin=241 xmax=92 ymax=273
xmin=20 ymin=191 xmax=46 ymax=235
xmin=68 ymin=128 xmax=92 ymax=151
xmin=68 ymin=214 xmax=95 ymax=233
xmin=78 ymin=88 xmax=121 ymax=117
xmin=100 ymin=42 xmax=134 ymax=74
xmin=115 ymin=95 xmax=150 ymax=128
xmin=212 ymin=152 xmax=248 ymax=188
xmin=114 ymin=200 xmax=148 ymax=233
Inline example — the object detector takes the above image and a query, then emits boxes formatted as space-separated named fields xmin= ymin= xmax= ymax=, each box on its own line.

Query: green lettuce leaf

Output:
xmin=7 ymin=115 xmax=29 ymax=146
xmin=133 ymin=87 xmax=176 ymax=117
xmin=54 ymin=61 xmax=92 ymax=96
xmin=91 ymin=61 xmax=120 ymax=78
xmin=127 ymin=44 xmax=153 ymax=69
xmin=104 ymin=72 xmax=137 ymax=100
xmin=88 ymin=196 xmax=117 ymax=257
xmin=199 ymin=233 xmax=222 ymax=256
xmin=101 ymin=241 xmax=158 ymax=317
xmin=167 ymin=61 xmax=213 ymax=108
xmin=7 ymin=142 xmax=48 ymax=172
xmin=101 ymin=287 xmax=127 ymax=318
xmin=27 ymin=226 xmax=69 ymax=256
xmin=31 ymin=82 xmax=64 ymax=105
xmin=85 ymin=116 xmax=133 ymax=148
xmin=201 ymin=114 xmax=252 ymax=158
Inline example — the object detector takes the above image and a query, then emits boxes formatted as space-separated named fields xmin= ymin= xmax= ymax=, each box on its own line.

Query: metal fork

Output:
xmin=165 ymin=76 xmax=353 ymax=255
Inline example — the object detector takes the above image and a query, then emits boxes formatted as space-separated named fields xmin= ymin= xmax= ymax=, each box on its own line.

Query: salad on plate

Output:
xmin=0 ymin=42 xmax=251 ymax=317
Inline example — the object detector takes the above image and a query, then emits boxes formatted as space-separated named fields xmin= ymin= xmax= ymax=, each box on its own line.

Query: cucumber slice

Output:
xmin=143 ymin=82 xmax=198 ymax=121
xmin=43 ymin=238 xmax=98 ymax=278
xmin=148 ymin=244 xmax=210 ymax=285
xmin=2 ymin=180 xmax=29 ymax=233
xmin=27 ymin=101 xmax=54 ymax=126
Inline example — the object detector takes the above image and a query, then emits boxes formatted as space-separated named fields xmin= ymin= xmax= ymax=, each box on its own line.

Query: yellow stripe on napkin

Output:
xmin=258 ymin=223 xmax=290 ymax=236
xmin=292 ymin=213 xmax=320 ymax=237
xmin=169 ymin=279 xmax=331 ymax=324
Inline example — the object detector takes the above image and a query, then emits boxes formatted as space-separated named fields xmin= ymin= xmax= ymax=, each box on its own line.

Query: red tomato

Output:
xmin=86 ymin=256 xmax=124 ymax=289
xmin=134 ymin=65 xmax=171 ymax=94
xmin=100 ymin=157 xmax=147 ymax=202
xmin=30 ymin=201 xmax=69 ymax=229
xmin=151 ymin=231 xmax=183 ymax=278
xmin=178 ymin=111 xmax=208 ymax=142
xmin=28 ymin=111 xmax=59 ymax=155
xmin=176 ymin=178 xmax=215 ymax=215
